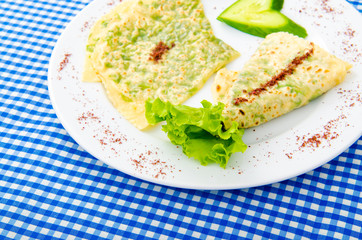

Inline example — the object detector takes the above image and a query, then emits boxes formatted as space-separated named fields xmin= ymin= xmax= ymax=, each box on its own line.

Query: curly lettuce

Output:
xmin=145 ymin=98 xmax=247 ymax=168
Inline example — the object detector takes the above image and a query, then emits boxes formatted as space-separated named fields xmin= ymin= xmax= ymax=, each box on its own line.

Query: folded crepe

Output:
xmin=82 ymin=0 xmax=239 ymax=129
xmin=212 ymin=32 xmax=352 ymax=129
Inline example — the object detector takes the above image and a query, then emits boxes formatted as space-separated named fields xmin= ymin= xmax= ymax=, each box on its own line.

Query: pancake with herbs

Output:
xmin=212 ymin=32 xmax=352 ymax=129
xmin=82 ymin=0 xmax=240 ymax=129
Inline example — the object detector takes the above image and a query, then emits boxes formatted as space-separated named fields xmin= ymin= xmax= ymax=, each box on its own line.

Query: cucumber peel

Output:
xmin=217 ymin=0 xmax=307 ymax=38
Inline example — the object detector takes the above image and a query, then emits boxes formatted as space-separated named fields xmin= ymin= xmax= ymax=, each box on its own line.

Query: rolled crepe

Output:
xmin=212 ymin=32 xmax=352 ymax=129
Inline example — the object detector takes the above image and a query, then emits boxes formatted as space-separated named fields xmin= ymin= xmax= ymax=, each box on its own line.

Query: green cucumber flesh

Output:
xmin=217 ymin=0 xmax=307 ymax=38
xmin=223 ymin=10 xmax=287 ymax=28
xmin=223 ymin=0 xmax=283 ymax=13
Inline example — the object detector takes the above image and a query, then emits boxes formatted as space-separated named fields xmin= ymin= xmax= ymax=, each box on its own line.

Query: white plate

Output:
xmin=48 ymin=0 xmax=362 ymax=190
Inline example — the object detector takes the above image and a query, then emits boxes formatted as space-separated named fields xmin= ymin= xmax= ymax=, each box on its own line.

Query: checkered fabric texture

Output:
xmin=1 ymin=0 xmax=361 ymax=239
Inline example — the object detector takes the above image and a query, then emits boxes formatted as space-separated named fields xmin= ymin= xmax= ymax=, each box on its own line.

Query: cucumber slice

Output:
xmin=217 ymin=0 xmax=307 ymax=38
xmin=223 ymin=0 xmax=283 ymax=12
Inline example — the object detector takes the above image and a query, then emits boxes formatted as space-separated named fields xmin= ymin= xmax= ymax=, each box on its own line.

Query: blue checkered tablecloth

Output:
xmin=1 ymin=0 xmax=361 ymax=239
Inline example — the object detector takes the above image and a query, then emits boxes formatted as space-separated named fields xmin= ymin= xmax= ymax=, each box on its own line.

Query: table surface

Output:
xmin=1 ymin=0 xmax=361 ymax=239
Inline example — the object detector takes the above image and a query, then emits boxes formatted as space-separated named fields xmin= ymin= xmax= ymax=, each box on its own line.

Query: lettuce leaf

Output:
xmin=145 ymin=98 xmax=247 ymax=168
